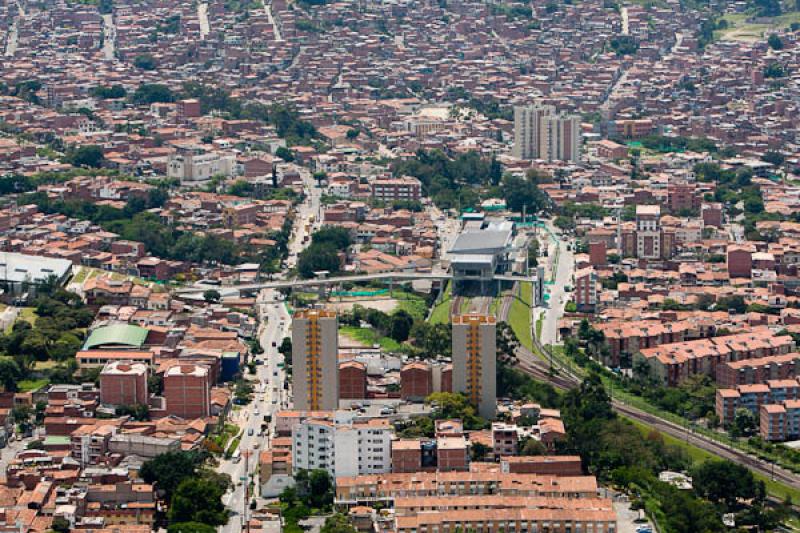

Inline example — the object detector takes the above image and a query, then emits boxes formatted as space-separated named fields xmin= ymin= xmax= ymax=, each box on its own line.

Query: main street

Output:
xmin=218 ymin=164 xmax=318 ymax=532
xmin=219 ymin=288 xmax=290 ymax=533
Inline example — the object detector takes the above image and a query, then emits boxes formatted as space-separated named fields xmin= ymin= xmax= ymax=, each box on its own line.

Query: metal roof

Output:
xmin=83 ymin=324 xmax=148 ymax=350
xmin=449 ymin=229 xmax=512 ymax=254
xmin=0 ymin=252 xmax=72 ymax=284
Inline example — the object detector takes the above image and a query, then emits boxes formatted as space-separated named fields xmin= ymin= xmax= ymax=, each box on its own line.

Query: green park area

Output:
xmin=716 ymin=11 xmax=800 ymax=41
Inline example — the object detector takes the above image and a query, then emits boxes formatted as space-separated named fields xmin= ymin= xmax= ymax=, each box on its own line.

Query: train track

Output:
xmin=514 ymin=344 xmax=800 ymax=494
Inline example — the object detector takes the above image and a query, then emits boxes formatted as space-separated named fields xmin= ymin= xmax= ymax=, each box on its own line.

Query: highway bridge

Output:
xmin=175 ymin=271 xmax=539 ymax=295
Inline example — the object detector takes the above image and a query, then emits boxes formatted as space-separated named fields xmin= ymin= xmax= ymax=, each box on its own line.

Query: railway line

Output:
xmin=513 ymin=344 xmax=800 ymax=495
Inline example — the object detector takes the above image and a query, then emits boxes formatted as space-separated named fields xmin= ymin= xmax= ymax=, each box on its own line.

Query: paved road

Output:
xmin=219 ymin=289 xmax=290 ymax=533
xmin=198 ymin=2 xmax=210 ymax=39
xmin=263 ymin=0 xmax=282 ymax=41
xmin=285 ymin=166 xmax=321 ymax=269
xmin=620 ymin=6 xmax=629 ymax=35
xmin=4 ymin=3 xmax=21 ymax=57
xmin=101 ymin=13 xmax=115 ymax=60
xmin=538 ymin=224 xmax=573 ymax=345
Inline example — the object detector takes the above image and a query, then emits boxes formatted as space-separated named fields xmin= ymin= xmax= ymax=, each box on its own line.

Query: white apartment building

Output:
xmin=513 ymin=104 xmax=581 ymax=163
xmin=167 ymin=146 xmax=236 ymax=184
xmin=292 ymin=411 xmax=394 ymax=479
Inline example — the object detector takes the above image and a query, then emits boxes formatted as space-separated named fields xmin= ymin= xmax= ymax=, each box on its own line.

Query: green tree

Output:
xmin=68 ymin=145 xmax=105 ymax=168
xmin=768 ymin=33 xmax=784 ymax=50
xmin=132 ymin=83 xmax=175 ymax=105
xmin=203 ymin=289 xmax=221 ymax=303
xmin=500 ymin=174 xmax=549 ymax=214
xmin=764 ymin=62 xmax=787 ymax=78
xmin=50 ymin=517 xmax=70 ymax=533
xmin=731 ymin=407 xmax=757 ymax=437
xmin=294 ymin=469 xmax=334 ymax=510
xmin=389 ymin=310 xmax=414 ymax=342
xmin=276 ymin=146 xmax=295 ymax=162
xmin=692 ymin=460 xmax=758 ymax=510
xmin=167 ymin=477 xmax=229 ymax=526
xmin=167 ymin=523 xmax=217 ymax=533
xmin=91 ymin=85 xmax=127 ymax=99
xmin=140 ymin=450 xmax=202 ymax=502
xmin=297 ymin=243 xmax=341 ymax=278
xmin=11 ymin=405 xmax=33 ymax=433
xmin=321 ymin=513 xmax=358 ymax=533
xmin=0 ymin=359 xmax=21 ymax=392
xmin=133 ymin=54 xmax=157 ymax=70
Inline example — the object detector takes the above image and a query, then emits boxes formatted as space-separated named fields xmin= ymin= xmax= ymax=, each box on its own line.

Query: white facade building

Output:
xmin=167 ymin=146 xmax=236 ymax=184
xmin=292 ymin=411 xmax=394 ymax=479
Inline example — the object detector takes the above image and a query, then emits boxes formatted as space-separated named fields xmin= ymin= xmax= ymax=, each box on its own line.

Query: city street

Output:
xmin=219 ymin=288 xmax=290 ymax=533
xmin=286 ymin=166 xmax=322 ymax=269
xmin=537 ymin=223 xmax=574 ymax=345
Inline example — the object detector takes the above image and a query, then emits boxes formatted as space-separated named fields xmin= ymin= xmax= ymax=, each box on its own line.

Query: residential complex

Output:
xmin=452 ymin=314 xmax=497 ymax=419
xmin=292 ymin=309 xmax=339 ymax=411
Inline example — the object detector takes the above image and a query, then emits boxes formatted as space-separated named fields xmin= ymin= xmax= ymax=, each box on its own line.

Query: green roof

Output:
xmin=83 ymin=324 xmax=148 ymax=350
xmin=43 ymin=436 xmax=71 ymax=445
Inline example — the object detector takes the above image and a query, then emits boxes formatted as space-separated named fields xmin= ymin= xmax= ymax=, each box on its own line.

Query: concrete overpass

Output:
xmin=175 ymin=271 xmax=539 ymax=296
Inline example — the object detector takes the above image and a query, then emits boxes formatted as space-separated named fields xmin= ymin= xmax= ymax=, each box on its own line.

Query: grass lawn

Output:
xmin=340 ymin=326 xmax=402 ymax=351
xmin=72 ymin=267 xmax=90 ymax=284
xmin=627 ymin=417 xmax=800 ymax=503
xmin=519 ymin=281 xmax=532 ymax=306
xmin=33 ymin=360 xmax=60 ymax=370
xmin=508 ymin=297 xmax=533 ymax=352
xmin=394 ymin=292 xmax=428 ymax=321
xmin=716 ymin=11 xmax=800 ymax=41
xmin=429 ymin=301 xmax=451 ymax=324
xmin=6 ymin=307 xmax=38 ymax=334
xmin=18 ymin=378 xmax=49 ymax=392
xmin=428 ymin=281 xmax=453 ymax=324
xmin=428 ymin=281 xmax=453 ymax=325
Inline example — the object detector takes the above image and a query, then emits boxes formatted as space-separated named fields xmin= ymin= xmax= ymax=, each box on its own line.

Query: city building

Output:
xmin=513 ymin=104 xmax=581 ymax=162
xmin=99 ymin=361 xmax=148 ymax=407
xmin=339 ymin=361 xmax=367 ymax=400
xmin=448 ymin=220 xmax=515 ymax=293
xmin=370 ymin=176 xmax=422 ymax=202
xmin=292 ymin=310 xmax=339 ymax=411
xmin=0 ymin=252 xmax=73 ymax=298
xmin=400 ymin=362 xmax=432 ymax=401
xmin=452 ymin=314 xmax=497 ymax=419
xmin=167 ymin=145 xmax=236 ymax=184
xmin=163 ymin=363 xmax=211 ymax=419
xmin=292 ymin=412 xmax=393 ymax=478
xmin=574 ymin=266 xmax=598 ymax=312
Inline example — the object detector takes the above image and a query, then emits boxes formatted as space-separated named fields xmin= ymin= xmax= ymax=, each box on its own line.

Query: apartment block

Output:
xmin=292 ymin=412 xmax=393 ymax=479
xmin=335 ymin=471 xmax=600 ymax=506
xmin=339 ymin=361 xmax=367 ymax=400
xmin=163 ymin=363 xmax=211 ymax=419
xmin=452 ymin=314 xmax=497 ymax=419
xmin=513 ymin=104 xmax=581 ymax=162
xmin=715 ymin=380 xmax=797 ymax=426
xmin=574 ymin=266 xmax=598 ymax=312
xmin=716 ymin=352 xmax=800 ymax=388
xmin=292 ymin=310 xmax=339 ymax=411
xmin=637 ymin=327 xmax=795 ymax=386
xmin=400 ymin=362 xmax=432 ymax=401
xmin=395 ymin=507 xmax=618 ymax=533
xmin=500 ymin=455 xmax=583 ymax=476
xmin=99 ymin=361 xmax=148 ymax=407
xmin=370 ymin=176 xmax=422 ymax=202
